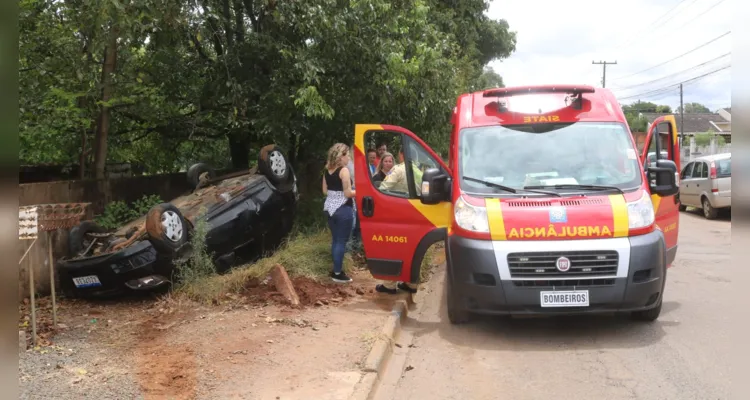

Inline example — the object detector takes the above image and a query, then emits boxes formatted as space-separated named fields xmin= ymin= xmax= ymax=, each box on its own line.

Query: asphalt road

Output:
xmin=374 ymin=210 xmax=731 ymax=400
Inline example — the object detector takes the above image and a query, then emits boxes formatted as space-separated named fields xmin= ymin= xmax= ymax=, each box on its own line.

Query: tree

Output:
xmin=19 ymin=0 xmax=518 ymax=177
xmin=469 ymin=68 xmax=505 ymax=91
xmin=677 ymin=102 xmax=711 ymax=114
xmin=622 ymin=101 xmax=672 ymax=114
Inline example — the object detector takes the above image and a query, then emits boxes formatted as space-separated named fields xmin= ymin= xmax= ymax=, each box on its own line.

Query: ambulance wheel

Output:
xmin=631 ymin=298 xmax=662 ymax=322
xmin=446 ymin=276 xmax=471 ymax=324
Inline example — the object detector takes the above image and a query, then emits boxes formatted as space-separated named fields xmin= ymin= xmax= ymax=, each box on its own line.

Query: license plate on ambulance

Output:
xmin=72 ymin=275 xmax=102 ymax=288
xmin=540 ymin=290 xmax=589 ymax=307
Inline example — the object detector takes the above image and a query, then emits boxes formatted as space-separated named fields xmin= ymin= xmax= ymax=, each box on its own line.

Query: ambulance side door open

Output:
xmin=640 ymin=115 xmax=681 ymax=266
xmin=353 ymin=124 xmax=452 ymax=284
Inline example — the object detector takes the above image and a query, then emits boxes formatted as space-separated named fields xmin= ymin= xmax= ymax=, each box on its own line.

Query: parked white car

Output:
xmin=678 ymin=153 xmax=731 ymax=219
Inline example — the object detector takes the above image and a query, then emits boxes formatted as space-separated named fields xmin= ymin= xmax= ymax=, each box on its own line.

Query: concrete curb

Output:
xmin=350 ymin=276 xmax=436 ymax=400
xmin=349 ymin=297 xmax=408 ymax=400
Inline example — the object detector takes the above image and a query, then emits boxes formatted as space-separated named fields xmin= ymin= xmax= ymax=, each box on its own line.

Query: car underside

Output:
xmin=56 ymin=144 xmax=298 ymax=299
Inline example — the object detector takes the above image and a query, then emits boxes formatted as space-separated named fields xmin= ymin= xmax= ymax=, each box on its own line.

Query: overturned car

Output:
xmin=57 ymin=145 xmax=298 ymax=298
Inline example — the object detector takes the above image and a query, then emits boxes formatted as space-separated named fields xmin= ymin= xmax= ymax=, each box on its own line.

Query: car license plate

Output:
xmin=540 ymin=290 xmax=589 ymax=307
xmin=72 ymin=275 xmax=102 ymax=288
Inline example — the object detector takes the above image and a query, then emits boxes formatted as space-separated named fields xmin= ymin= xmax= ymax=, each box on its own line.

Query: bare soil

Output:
xmin=19 ymin=267 xmax=407 ymax=400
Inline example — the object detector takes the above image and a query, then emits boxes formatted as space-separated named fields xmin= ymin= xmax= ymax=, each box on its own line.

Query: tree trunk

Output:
xmin=288 ymin=130 xmax=297 ymax=166
xmin=93 ymin=25 xmax=119 ymax=180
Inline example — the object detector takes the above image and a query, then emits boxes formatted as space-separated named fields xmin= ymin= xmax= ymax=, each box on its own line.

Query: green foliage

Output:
xmin=694 ymin=131 xmax=725 ymax=147
xmin=678 ymin=102 xmax=711 ymax=114
xmin=622 ymin=102 xmax=672 ymax=114
xmin=625 ymin=112 xmax=649 ymax=132
xmin=94 ymin=194 xmax=163 ymax=229
xmin=19 ymin=0 xmax=517 ymax=174
xmin=173 ymin=210 xmax=216 ymax=293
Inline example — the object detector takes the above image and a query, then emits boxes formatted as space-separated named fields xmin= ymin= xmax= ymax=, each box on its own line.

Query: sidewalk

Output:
xmin=19 ymin=268 xmax=406 ymax=400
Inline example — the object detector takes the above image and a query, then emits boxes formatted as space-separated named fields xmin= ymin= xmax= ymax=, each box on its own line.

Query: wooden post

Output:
xmin=47 ymin=231 xmax=57 ymax=327
xmin=29 ymin=257 xmax=37 ymax=347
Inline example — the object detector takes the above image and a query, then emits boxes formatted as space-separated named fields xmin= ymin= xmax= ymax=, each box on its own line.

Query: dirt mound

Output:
xmin=241 ymin=273 xmax=372 ymax=308
xmin=292 ymin=277 xmax=361 ymax=306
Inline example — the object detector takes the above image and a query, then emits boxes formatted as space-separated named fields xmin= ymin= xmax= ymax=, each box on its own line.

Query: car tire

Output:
xmin=446 ymin=274 xmax=471 ymax=324
xmin=187 ymin=163 xmax=216 ymax=189
xmin=631 ymin=297 xmax=662 ymax=322
xmin=68 ymin=221 xmax=109 ymax=256
xmin=702 ymin=197 xmax=718 ymax=219
xmin=145 ymin=203 xmax=189 ymax=254
xmin=258 ymin=144 xmax=290 ymax=184
xmin=678 ymin=202 xmax=687 ymax=212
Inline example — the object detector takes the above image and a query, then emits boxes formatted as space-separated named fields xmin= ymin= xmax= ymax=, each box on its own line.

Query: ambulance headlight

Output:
xmin=627 ymin=191 xmax=655 ymax=229
xmin=454 ymin=196 xmax=489 ymax=233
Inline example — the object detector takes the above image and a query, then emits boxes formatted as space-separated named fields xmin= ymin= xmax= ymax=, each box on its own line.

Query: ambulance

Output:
xmin=353 ymin=84 xmax=680 ymax=324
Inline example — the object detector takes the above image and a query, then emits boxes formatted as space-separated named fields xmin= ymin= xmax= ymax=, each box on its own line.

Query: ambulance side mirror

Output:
xmin=648 ymin=159 xmax=679 ymax=197
xmin=420 ymin=168 xmax=451 ymax=204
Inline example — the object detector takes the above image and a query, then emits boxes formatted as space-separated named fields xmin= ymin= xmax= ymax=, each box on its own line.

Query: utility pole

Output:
xmin=679 ymin=83 xmax=684 ymax=143
xmin=592 ymin=60 xmax=617 ymax=88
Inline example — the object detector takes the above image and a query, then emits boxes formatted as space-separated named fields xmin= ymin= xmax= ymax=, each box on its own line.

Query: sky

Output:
xmin=485 ymin=0 xmax=732 ymax=112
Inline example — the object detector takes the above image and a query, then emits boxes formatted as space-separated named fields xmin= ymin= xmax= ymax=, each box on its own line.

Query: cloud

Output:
xmin=485 ymin=0 xmax=732 ymax=111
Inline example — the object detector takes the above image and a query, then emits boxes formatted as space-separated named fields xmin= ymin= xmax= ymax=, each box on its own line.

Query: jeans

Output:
xmin=350 ymin=208 xmax=362 ymax=244
xmin=328 ymin=205 xmax=354 ymax=274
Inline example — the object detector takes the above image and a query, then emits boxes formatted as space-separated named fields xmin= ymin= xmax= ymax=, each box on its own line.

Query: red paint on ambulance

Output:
xmin=354 ymin=84 xmax=681 ymax=324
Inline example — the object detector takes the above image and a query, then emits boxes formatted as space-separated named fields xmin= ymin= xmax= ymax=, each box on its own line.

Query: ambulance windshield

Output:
xmin=458 ymin=122 xmax=643 ymax=195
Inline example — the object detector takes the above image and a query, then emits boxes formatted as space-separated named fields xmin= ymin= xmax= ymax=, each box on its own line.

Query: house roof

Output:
xmin=639 ymin=112 xmax=729 ymax=134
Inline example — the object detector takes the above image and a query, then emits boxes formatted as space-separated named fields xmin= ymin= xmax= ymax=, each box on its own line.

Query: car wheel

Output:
xmin=258 ymin=144 xmax=290 ymax=184
xmin=446 ymin=274 xmax=471 ymax=325
xmin=678 ymin=202 xmax=687 ymax=212
xmin=187 ymin=162 xmax=216 ymax=190
xmin=702 ymin=197 xmax=718 ymax=219
xmin=631 ymin=297 xmax=662 ymax=322
xmin=68 ymin=221 xmax=109 ymax=256
xmin=145 ymin=203 xmax=189 ymax=254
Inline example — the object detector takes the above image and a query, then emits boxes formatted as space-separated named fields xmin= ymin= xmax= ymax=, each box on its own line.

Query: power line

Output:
xmin=670 ymin=0 xmax=727 ymax=32
xmin=612 ymin=53 xmax=730 ymax=91
xmin=616 ymin=65 xmax=730 ymax=101
xmin=613 ymin=0 xmax=700 ymax=50
xmin=610 ymin=31 xmax=731 ymax=81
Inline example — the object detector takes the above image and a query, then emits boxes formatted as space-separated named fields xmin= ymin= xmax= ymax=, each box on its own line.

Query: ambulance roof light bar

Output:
xmin=483 ymin=85 xmax=596 ymax=112
xmin=482 ymin=85 xmax=597 ymax=98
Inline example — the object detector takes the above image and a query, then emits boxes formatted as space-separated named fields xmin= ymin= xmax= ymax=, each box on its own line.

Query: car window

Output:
xmin=701 ymin=162 xmax=709 ymax=178
xmin=716 ymin=158 xmax=731 ymax=177
xmin=681 ymin=162 xmax=694 ymax=179
xmin=693 ymin=162 xmax=704 ymax=178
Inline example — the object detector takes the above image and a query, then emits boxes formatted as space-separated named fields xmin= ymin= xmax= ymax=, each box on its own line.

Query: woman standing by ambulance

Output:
xmin=322 ymin=143 xmax=356 ymax=283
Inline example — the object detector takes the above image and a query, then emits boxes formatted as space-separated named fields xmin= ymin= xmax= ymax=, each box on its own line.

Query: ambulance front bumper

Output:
xmin=445 ymin=230 xmax=667 ymax=316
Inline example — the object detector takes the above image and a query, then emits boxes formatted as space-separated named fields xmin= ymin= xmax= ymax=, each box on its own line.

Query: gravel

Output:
xmin=19 ymin=327 xmax=143 ymax=400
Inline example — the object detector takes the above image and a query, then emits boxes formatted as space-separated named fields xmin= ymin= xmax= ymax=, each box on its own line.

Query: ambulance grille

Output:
xmin=504 ymin=198 xmax=606 ymax=207
xmin=507 ymin=250 xmax=618 ymax=278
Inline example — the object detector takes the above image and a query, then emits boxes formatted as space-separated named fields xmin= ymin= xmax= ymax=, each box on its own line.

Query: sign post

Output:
xmin=18 ymin=203 xmax=89 ymax=347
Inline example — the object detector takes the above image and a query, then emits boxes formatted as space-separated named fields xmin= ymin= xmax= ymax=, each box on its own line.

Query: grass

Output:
xmin=174 ymin=228 xmax=344 ymax=304
xmin=419 ymin=242 xmax=446 ymax=284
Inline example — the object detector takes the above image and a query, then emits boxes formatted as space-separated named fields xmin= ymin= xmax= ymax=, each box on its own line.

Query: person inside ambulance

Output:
xmin=372 ymin=152 xmax=395 ymax=185
xmin=378 ymin=148 xmax=423 ymax=196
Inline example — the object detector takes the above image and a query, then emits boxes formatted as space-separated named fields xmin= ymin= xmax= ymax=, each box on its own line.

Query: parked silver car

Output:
xmin=678 ymin=153 xmax=731 ymax=219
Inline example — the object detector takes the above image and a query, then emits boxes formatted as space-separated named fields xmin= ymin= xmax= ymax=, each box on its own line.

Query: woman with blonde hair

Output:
xmin=322 ymin=143 xmax=356 ymax=283
xmin=372 ymin=152 xmax=395 ymax=184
